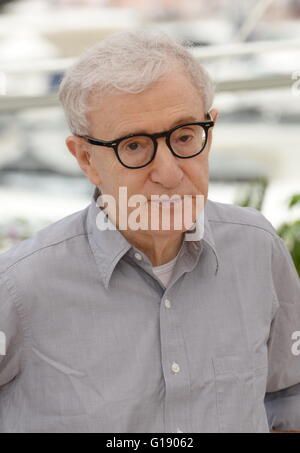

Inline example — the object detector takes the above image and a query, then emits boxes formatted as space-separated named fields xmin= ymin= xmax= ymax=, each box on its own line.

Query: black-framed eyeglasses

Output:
xmin=76 ymin=112 xmax=214 ymax=169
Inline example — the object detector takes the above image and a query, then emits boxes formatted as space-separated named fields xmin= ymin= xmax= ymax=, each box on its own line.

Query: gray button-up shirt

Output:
xmin=0 ymin=186 xmax=300 ymax=433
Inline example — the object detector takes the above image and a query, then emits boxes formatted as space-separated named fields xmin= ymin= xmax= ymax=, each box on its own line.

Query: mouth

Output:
xmin=147 ymin=196 xmax=183 ymax=206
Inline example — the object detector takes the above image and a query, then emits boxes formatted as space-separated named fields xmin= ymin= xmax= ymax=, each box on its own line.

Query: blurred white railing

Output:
xmin=0 ymin=38 xmax=300 ymax=112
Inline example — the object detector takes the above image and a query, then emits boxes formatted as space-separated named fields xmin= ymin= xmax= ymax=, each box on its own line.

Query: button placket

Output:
xmin=171 ymin=362 xmax=180 ymax=374
xmin=164 ymin=298 xmax=171 ymax=309
xmin=160 ymin=291 xmax=192 ymax=433
xmin=134 ymin=252 xmax=143 ymax=261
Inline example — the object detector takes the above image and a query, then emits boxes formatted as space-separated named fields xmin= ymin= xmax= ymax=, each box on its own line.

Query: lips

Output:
xmin=142 ymin=195 xmax=196 ymax=207
xmin=148 ymin=196 xmax=183 ymax=205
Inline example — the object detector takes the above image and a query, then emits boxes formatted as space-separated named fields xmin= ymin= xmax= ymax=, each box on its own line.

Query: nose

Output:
xmin=149 ymin=137 xmax=184 ymax=189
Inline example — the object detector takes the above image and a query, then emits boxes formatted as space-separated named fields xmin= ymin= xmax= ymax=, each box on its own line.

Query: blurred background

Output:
xmin=0 ymin=0 xmax=299 ymax=273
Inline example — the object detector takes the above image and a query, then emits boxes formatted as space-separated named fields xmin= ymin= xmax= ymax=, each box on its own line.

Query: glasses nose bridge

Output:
xmin=152 ymin=129 xmax=172 ymax=153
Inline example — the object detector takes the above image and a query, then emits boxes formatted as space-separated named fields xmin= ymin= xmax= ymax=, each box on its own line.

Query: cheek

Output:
xmin=92 ymin=153 xmax=119 ymax=182
xmin=184 ymin=156 xmax=209 ymax=186
xmin=96 ymin=157 xmax=148 ymax=196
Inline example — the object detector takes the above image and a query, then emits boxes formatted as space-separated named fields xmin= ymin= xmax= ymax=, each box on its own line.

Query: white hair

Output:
xmin=58 ymin=29 xmax=215 ymax=136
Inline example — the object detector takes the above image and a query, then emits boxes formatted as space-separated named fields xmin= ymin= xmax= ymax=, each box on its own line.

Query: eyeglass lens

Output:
xmin=117 ymin=125 xmax=206 ymax=168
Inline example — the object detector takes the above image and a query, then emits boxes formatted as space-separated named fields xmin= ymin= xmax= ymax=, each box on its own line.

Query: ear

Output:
xmin=209 ymin=108 xmax=219 ymax=123
xmin=65 ymin=135 xmax=102 ymax=185
xmin=205 ymin=108 xmax=218 ymax=154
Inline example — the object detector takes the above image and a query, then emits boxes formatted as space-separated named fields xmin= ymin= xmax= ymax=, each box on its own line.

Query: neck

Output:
xmin=122 ymin=229 xmax=184 ymax=266
xmin=94 ymin=186 xmax=185 ymax=266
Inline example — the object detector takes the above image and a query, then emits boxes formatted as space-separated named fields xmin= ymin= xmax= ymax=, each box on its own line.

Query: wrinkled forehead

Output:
xmin=86 ymin=72 xmax=205 ymax=137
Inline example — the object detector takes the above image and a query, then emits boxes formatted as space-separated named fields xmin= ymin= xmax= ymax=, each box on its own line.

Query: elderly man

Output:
xmin=0 ymin=30 xmax=300 ymax=434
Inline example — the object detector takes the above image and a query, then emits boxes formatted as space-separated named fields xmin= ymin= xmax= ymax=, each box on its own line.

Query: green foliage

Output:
xmin=277 ymin=194 xmax=300 ymax=277
xmin=289 ymin=194 xmax=300 ymax=209
xmin=236 ymin=185 xmax=300 ymax=278
xmin=234 ymin=177 xmax=268 ymax=211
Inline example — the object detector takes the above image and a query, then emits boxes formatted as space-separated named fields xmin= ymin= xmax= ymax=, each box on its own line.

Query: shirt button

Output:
xmin=171 ymin=362 xmax=180 ymax=374
xmin=134 ymin=252 xmax=142 ymax=261
xmin=164 ymin=299 xmax=171 ymax=309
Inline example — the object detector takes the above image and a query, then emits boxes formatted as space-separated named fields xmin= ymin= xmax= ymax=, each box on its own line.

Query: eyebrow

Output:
xmin=118 ymin=116 xmax=200 ymax=137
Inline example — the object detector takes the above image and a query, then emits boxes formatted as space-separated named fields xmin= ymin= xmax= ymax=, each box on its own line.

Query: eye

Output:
xmin=127 ymin=142 xmax=140 ymax=151
xmin=121 ymin=136 xmax=151 ymax=153
xmin=179 ymin=134 xmax=193 ymax=143
xmin=175 ymin=129 xmax=195 ymax=143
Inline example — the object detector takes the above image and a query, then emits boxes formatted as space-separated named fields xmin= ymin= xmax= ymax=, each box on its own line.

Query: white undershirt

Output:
xmin=152 ymin=253 xmax=179 ymax=288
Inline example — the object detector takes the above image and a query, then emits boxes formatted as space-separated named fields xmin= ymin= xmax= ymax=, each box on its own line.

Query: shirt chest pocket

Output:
xmin=212 ymin=353 xmax=267 ymax=433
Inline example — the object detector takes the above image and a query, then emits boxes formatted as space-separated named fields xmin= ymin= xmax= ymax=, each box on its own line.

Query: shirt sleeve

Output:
xmin=264 ymin=234 xmax=300 ymax=431
xmin=0 ymin=273 xmax=23 ymax=388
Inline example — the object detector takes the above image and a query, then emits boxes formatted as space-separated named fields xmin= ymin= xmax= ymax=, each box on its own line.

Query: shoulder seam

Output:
xmin=208 ymin=218 xmax=277 ymax=238
xmin=0 ymin=233 xmax=87 ymax=276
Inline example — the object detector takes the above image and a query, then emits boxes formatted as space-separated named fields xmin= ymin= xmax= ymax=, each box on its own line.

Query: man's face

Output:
xmin=67 ymin=71 xmax=217 ymax=235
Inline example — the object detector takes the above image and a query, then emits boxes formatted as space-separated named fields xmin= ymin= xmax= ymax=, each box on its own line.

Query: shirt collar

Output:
xmin=86 ymin=186 xmax=219 ymax=288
